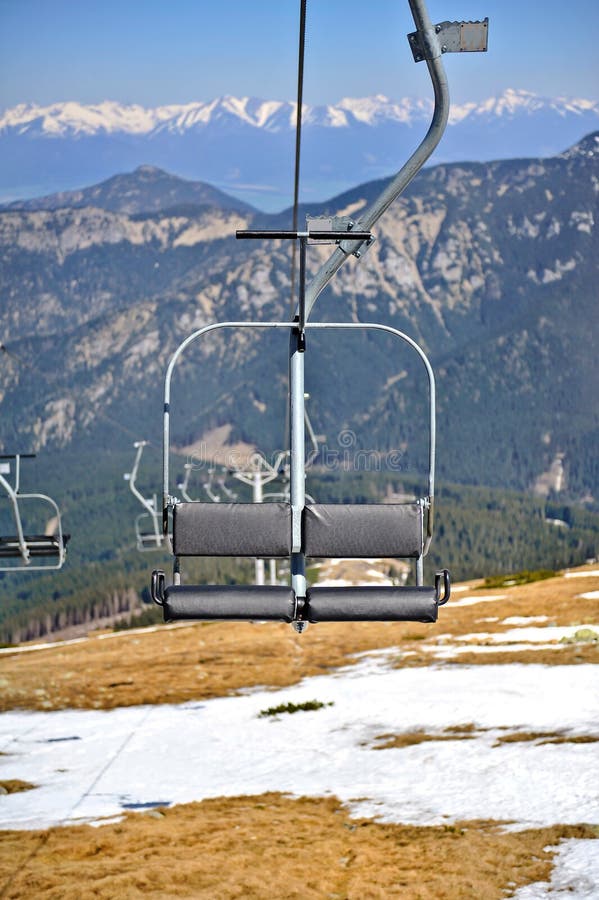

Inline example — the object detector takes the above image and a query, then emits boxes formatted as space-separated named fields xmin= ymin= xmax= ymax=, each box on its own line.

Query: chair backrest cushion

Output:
xmin=173 ymin=502 xmax=292 ymax=557
xmin=303 ymin=503 xmax=423 ymax=558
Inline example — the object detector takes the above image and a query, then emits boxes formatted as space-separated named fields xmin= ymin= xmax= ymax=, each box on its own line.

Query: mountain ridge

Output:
xmin=2 ymin=89 xmax=598 ymax=211
xmin=2 ymin=89 xmax=597 ymax=135
xmin=4 ymin=130 xmax=599 ymax=220
xmin=2 ymin=165 xmax=256 ymax=216
xmin=0 ymin=132 xmax=596 ymax=505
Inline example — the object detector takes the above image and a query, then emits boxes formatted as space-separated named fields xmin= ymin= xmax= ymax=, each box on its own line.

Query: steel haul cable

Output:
xmin=289 ymin=0 xmax=307 ymax=316
xmin=284 ymin=0 xmax=308 ymax=455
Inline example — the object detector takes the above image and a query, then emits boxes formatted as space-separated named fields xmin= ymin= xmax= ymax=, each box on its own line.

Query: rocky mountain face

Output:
xmin=1 ymin=90 xmax=598 ymax=210
xmin=0 ymin=134 xmax=597 ymax=502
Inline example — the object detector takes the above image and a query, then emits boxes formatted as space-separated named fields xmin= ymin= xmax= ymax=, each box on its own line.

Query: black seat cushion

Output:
xmin=163 ymin=585 xmax=296 ymax=622
xmin=304 ymin=585 xmax=438 ymax=622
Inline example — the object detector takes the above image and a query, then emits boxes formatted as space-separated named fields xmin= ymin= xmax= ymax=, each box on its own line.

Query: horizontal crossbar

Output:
xmin=0 ymin=534 xmax=70 ymax=558
xmin=236 ymin=230 xmax=372 ymax=241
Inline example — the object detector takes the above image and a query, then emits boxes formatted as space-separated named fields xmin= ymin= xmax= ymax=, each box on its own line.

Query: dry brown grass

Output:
xmin=367 ymin=728 xmax=599 ymax=751
xmin=0 ymin=567 xmax=598 ymax=897
xmin=0 ymin=793 xmax=596 ymax=899
xmin=0 ymin=567 xmax=597 ymax=713
xmin=370 ymin=731 xmax=475 ymax=750
xmin=0 ymin=781 xmax=35 ymax=795
xmin=493 ymin=731 xmax=599 ymax=747
xmin=371 ymin=724 xmax=482 ymax=750
xmin=421 ymin=644 xmax=599 ymax=667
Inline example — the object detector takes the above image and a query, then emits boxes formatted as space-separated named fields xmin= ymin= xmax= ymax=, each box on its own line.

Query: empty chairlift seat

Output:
xmin=157 ymin=501 xmax=297 ymax=622
xmin=150 ymin=216 xmax=454 ymax=627
xmin=153 ymin=496 xmax=449 ymax=624
xmin=300 ymin=501 xmax=442 ymax=623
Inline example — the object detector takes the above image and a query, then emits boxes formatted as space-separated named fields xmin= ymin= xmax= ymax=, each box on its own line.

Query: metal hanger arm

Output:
xmin=303 ymin=0 xmax=450 ymax=321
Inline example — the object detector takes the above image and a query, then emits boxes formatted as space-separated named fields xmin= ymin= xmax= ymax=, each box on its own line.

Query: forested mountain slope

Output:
xmin=0 ymin=134 xmax=596 ymax=498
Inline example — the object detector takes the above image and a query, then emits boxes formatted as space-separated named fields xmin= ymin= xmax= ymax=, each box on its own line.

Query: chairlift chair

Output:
xmin=124 ymin=441 xmax=167 ymax=552
xmin=151 ymin=0 xmax=489 ymax=628
xmin=0 ymin=454 xmax=69 ymax=570
xmin=177 ymin=463 xmax=196 ymax=503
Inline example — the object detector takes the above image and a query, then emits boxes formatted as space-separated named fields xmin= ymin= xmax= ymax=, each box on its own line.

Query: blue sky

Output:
xmin=0 ymin=0 xmax=598 ymax=110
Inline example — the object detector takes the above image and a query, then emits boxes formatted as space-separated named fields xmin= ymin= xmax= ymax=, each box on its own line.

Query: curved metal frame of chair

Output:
xmin=125 ymin=441 xmax=166 ymax=553
xmin=0 ymin=455 xmax=68 ymax=571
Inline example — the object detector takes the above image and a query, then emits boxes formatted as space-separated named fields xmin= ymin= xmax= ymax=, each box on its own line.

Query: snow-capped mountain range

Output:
xmin=2 ymin=89 xmax=596 ymax=136
xmin=1 ymin=89 xmax=597 ymax=210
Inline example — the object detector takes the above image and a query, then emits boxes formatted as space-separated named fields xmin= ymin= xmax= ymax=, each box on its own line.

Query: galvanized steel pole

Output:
xmin=303 ymin=0 xmax=450 ymax=321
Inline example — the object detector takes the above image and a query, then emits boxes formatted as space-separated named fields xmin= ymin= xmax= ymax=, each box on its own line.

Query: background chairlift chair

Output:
xmin=228 ymin=422 xmax=319 ymax=587
xmin=0 ymin=454 xmax=69 ymax=570
xmin=124 ymin=441 xmax=166 ymax=552
xmin=151 ymin=0 xmax=488 ymax=627
xmin=178 ymin=462 xmax=239 ymax=505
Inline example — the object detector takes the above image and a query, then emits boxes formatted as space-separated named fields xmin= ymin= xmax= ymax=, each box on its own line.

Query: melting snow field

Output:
xmin=1 ymin=651 xmax=599 ymax=896
xmin=1 ymin=659 xmax=598 ymax=833
xmin=1 ymin=653 xmax=599 ymax=894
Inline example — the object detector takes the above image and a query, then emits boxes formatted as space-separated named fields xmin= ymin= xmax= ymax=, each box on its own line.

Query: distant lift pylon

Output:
xmin=150 ymin=0 xmax=489 ymax=628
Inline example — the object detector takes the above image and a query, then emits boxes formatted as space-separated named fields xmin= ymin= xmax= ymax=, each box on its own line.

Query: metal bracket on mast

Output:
xmin=408 ymin=19 xmax=488 ymax=62
xmin=306 ymin=216 xmax=376 ymax=260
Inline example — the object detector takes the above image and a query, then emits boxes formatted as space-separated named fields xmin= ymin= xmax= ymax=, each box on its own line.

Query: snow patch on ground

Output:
xmin=502 ymin=616 xmax=550 ymax=625
xmin=514 ymin=840 xmax=599 ymax=899
xmin=450 ymin=594 xmax=507 ymax=607
xmin=423 ymin=642 xmax=564 ymax=658
xmin=459 ymin=624 xmax=599 ymax=644
xmin=564 ymin=571 xmax=599 ymax=578
xmin=0 ymin=661 xmax=597 ymax=834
